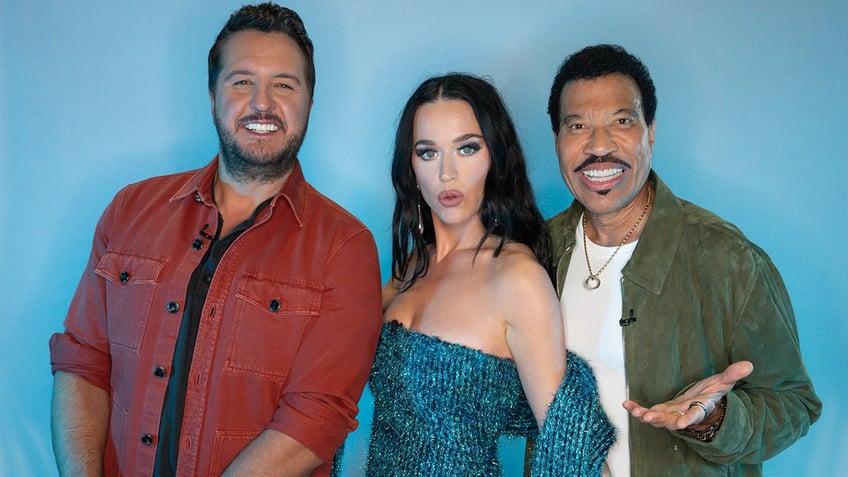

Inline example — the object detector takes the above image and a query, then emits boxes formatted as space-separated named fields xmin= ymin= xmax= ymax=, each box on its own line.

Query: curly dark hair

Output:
xmin=547 ymin=44 xmax=656 ymax=132
xmin=391 ymin=73 xmax=553 ymax=291
xmin=208 ymin=2 xmax=315 ymax=97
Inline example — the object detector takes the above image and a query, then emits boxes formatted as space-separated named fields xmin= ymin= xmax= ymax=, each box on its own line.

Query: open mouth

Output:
xmin=582 ymin=167 xmax=624 ymax=182
xmin=244 ymin=122 xmax=280 ymax=133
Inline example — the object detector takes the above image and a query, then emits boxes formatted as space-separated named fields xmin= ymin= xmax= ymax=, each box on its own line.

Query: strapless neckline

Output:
xmin=383 ymin=319 xmax=514 ymax=363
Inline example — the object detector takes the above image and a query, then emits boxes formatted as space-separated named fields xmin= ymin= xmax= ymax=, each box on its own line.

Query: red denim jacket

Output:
xmin=50 ymin=158 xmax=382 ymax=476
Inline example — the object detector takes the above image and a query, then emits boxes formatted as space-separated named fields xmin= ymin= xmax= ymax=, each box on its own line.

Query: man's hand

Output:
xmin=622 ymin=361 xmax=753 ymax=431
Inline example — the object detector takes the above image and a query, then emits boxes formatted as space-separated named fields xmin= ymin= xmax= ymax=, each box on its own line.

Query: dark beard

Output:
xmin=214 ymin=114 xmax=307 ymax=184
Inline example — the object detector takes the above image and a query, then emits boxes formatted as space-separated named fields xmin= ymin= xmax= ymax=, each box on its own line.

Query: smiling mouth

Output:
xmin=582 ymin=167 xmax=624 ymax=182
xmin=244 ymin=122 xmax=280 ymax=133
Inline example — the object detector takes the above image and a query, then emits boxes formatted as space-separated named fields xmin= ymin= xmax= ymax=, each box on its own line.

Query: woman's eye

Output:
xmin=458 ymin=143 xmax=480 ymax=156
xmin=416 ymin=149 xmax=438 ymax=160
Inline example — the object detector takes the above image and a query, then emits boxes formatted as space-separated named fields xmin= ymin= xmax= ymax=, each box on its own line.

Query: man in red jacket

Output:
xmin=49 ymin=4 xmax=383 ymax=476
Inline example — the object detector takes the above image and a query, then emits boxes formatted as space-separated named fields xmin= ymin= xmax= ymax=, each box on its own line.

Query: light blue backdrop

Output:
xmin=2 ymin=1 xmax=844 ymax=475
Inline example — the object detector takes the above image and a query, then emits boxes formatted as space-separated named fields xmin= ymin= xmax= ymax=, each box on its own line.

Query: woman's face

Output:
xmin=411 ymin=99 xmax=491 ymax=232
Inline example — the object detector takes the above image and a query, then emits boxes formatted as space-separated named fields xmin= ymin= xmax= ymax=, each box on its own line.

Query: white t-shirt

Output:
xmin=561 ymin=215 xmax=638 ymax=477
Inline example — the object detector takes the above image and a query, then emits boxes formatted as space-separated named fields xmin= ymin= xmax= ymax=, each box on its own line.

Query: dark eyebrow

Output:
xmin=563 ymin=108 xmax=641 ymax=124
xmin=615 ymin=107 xmax=640 ymax=118
xmin=453 ymin=133 xmax=484 ymax=143
xmin=414 ymin=133 xmax=483 ymax=148
xmin=223 ymin=70 xmax=302 ymax=85
xmin=273 ymin=73 xmax=302 ymax=85
xmin=224 ymin=70 xmax=254 ymax=81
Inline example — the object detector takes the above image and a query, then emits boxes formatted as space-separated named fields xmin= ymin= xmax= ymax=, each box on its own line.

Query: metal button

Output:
xmin=119 ymin=271 xmax=130 ymax=283
xmin=269 ymin=299 xmax=281 ymax=312
xmin=194 ymin=193 xmax=202 ymax=203
xmin=166 ymin=302 xmax=180 ymax=313
xmin=153 ymin=366 xmax=166 ymax=378
xmin=192 ymin=239 xmax=204 ymax=250
xmin=141 ymin=434 xmax=154 ymax=446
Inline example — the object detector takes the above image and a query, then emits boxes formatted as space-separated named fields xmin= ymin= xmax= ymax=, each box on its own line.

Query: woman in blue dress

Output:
xmin=367 ymin=73 xmax=615 ymax=476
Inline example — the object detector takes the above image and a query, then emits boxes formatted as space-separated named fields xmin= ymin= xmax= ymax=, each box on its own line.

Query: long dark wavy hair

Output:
xmin=391 ymin=73 xmax=553 ymax=291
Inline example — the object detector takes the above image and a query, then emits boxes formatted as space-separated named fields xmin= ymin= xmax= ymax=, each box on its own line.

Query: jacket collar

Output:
xmin=551 ymin=171 xmax=683 ymax=296
xmin=169 ymin=156 xmax=308 ymax=228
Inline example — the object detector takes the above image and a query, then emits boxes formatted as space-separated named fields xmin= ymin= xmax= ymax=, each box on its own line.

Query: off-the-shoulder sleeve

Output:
xmin=529 ymin=352 xmax=616 ymax=477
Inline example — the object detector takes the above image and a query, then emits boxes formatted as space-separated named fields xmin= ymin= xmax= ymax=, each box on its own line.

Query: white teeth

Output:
xmin=583 ymin=168 xmax=623 ymax=181
xmin=245 ymin=123 xmax=279 ymax=132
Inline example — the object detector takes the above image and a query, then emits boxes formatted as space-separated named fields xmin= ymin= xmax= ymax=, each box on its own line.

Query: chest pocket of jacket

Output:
xmin=226 ymin=274 xmax=323 ymax=380
xmin=95 ymin=251 xmax=165 ymax=351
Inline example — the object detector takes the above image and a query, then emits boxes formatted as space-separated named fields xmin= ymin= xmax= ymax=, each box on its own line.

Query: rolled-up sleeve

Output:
xmin=50 ymin=192 xmax=123 ymax=391
xmin=267 ymin=227 xmax=382 ymax=462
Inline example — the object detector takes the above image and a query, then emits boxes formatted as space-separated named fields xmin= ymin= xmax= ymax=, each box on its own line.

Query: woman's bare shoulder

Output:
xmin=490 ymin=242 xmax=547 ymax=277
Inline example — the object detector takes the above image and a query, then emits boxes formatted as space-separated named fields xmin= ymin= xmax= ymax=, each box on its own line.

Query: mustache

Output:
xmin=573 ymin=154 xmax=631 ymax=173
xmin=238 ymin=113 xmax=285 ymax=130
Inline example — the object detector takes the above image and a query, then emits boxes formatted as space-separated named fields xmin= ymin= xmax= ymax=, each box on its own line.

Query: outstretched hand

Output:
xmin=622 ymin=361 xmax=753 ymax=431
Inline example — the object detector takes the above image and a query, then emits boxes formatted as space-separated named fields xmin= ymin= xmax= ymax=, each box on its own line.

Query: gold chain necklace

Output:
xmin=582 ymin=184 xmax=654 ymax=290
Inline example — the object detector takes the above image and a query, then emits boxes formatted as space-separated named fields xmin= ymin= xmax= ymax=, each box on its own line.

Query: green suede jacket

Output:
xmin=546 ymin=172 xmax=821 ymax=476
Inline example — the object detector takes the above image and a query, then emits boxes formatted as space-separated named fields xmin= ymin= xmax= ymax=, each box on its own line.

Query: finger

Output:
xmin=683 ymin=361 xmax=754 ymax=399
xmin=677 ymin=410 xmax=703 ymax=429
xmin=622 ymin=400 xmax=638 ymax=412
xmin=623 ymin=400 xmax=666 ymax=419
xmin=645 ymin=409 xmax=695 ymax=430
xmin=722 ymin=360 xmax=754 ymax=383
xmin=625 ymin=400 xmax=706 ymax=430
xmin=622 ymin=400 xmax=649 ymax=418
xmin=685 ymin=400 xmax=709 ymax=422
xmin=627 ymin=403 xmax=683 ymax=428
xmin=637 ymin=409 xmax=673 ymax=427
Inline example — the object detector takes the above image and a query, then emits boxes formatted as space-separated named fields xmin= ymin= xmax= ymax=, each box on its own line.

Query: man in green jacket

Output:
xmin=544 ymin=44 xmax=821 ymax=476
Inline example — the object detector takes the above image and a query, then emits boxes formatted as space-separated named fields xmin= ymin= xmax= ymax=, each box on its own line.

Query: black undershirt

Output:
xmin=153 ymin=198 xmax=271 ymax=476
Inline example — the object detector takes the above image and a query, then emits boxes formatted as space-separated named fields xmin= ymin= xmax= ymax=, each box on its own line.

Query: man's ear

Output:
xmin=648 ymin=120 xmax=656 ymax=148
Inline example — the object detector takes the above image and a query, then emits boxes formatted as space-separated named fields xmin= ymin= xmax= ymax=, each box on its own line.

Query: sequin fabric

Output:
xmin=366 ymin=320 xmax=615 ymax=476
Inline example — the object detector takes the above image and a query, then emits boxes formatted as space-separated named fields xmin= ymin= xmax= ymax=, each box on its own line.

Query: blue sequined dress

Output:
xmin=366 ymin=320 xmax=615 ymax=477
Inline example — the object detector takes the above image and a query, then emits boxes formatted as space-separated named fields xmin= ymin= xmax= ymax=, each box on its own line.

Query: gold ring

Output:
xmin=671 ymin=408 xmax=685 ymax=416
xmin=688 ymin=400 xmax=707 ymax=415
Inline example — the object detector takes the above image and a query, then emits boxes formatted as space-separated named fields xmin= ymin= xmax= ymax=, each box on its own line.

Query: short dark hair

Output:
xmin=547 ymin=44 xmax=656 ymax=131
xmin=391 ymin=73 xmax=553 ymax=290
xmin=208 ymin=2 xmax=315 ymax=97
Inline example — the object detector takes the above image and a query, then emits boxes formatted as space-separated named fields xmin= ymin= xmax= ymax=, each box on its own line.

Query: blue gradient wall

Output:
xmin=1 ymin=1 xmax=844 ymax=474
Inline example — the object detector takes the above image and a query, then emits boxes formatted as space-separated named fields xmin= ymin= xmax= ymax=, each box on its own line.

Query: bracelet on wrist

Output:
xmin=686 ymin=396 xmax=727 ymax=442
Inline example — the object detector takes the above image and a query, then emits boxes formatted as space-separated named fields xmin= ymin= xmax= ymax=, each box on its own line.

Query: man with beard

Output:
xmin=540 ymin=44 xmax=821 ymax=476
xmin=49 ymin=4 xmax=382 ymax=476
